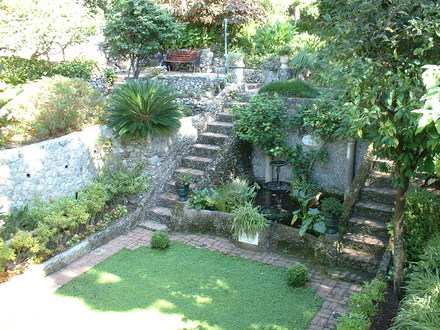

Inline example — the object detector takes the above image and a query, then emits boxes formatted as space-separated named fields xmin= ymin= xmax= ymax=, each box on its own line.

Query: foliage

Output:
xmin=159 ymin=0 xmax=264 ymax=29
xmin=286 ymin=145 xmax=328 ymax=182
xmin=290 ymin=188 xmax=325 ymax=236
xmin=253 ymin=21 xmax=297 ymax=55
xmin=78 ymin=182 xmax=111 ymax=218
xmin=232 ymin=93 xmax=290 ymax=157
xmin=294 ymin=94 xmax=344 ymax=142
xmin=212 ymin=180 xmax=259 ymax=213
xmin=277 ymin=45 xmax=293 ymax=56
xmin=105 ymin=68 xmax=116 ymax=85
xmin=83 ymin=0 xmax=114 ymax=14
xmin=0 ymin=0 xmax=100 ymax=60
xmin=106 ymin=79 xmax=182 ymax=141
xmin=174 ymin=25 xmax=221 ymax=49
xmin=320 ymin=197 xmax=344 ymax=220
xmin=403 ymin=188 xmax=440 ymax=264
xmin=259 ymin=80 xmax=319 ymax=99
xmin=286 ymin=263 xmax=309 ymax=287
xmin=338 ymin=278 xmax=387 ymax=330
xmin=0 ymin=238 xmax=15 ymax=271
xmin=103 ymin=0 xmax=183 ymax=78
xmin=188 ymin=188 xmax=215 ymax=210
xmin=0 ymin=57 xmax=98 ymax=86
xmin=151 ymin=231 xmax=171 ymax=250
xmin=230 ymin=203 xmax=268 ymax=237
xmin=318 ymin=0 xmax=440 ymax=296
xmin=9 ymin=231 xmax=42 ymax=264
xmin=1 ymin=75 xmax=106 ymax=141
xmin=391 ymin=234 xmax=440 ymax=330
xmin=175 ymin=173 xmax=195 ymax=185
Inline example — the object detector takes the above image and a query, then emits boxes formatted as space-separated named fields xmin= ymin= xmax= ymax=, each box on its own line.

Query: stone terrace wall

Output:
xmin=157 ymin=73 xmax=224 ymax=96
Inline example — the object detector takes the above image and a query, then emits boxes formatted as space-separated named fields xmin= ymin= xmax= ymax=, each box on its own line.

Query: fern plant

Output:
xmin=107 ymin=79 xmax=182 ymax=141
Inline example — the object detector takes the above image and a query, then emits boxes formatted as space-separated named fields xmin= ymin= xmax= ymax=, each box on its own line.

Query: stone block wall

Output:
xmin=157 ymin=73 xmax=225 ymax=97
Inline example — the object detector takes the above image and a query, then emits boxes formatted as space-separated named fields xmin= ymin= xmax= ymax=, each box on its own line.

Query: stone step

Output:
xmin=360 ymin=186 xmax=396 ymax=206
xmin=338 ymin=248 xmax=382 ymax=275
xmin=342 ymin=232 xmax=388 ymax=255
xmin=216 ymin=112 xmax=234 ymax=123
xmin=225 ymin=101 xmax=247 ymax=110
xmin=182 ymin=155 xmax=213 ymax=170
xmin=138 ymin=218 xmax=170 ymax=231
xmin=365 ymin=171 xmax=394 ymax=189
xmin=192 ymin=143 xmax=221 ymax=157
xmin=236 ymin=91 xmax=257 ymax=102
xmin=353 ymin=201 xmax=393 ymax=222
xmin=327 ymin=267 xmax=375 ymax=285
xmin=174 ymin=167 xmax=205 ymax=179
xmin=244 ymin=83 xmax=262 ymax=91
xmin=198 ymin=132 xmax=229 ymax=145
xmin=372 ymin=159 xmax=395 ymax=173
xmin=347 ymin=217 xmax=389 ymax=238
xmin=158 ymin=193 xmax=179 ymax=208
xmin=206 ymin=121 xmax=234 ymax=135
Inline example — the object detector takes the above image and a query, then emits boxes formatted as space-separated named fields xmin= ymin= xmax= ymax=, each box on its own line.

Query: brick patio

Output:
xmin=42 ymin=227 xmax=362 ymax=330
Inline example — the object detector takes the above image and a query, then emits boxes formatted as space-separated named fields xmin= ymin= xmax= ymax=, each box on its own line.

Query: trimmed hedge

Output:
xmin=259 ymin=80 xmax=320 ymax=98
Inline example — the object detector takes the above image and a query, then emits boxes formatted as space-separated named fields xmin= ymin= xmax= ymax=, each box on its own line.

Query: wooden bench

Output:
xmin=163 ymin=50 xmax=201 ymax=72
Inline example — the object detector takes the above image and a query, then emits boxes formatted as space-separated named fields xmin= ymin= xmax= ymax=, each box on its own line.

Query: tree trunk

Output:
xmin=393 ymin=175 xmax=410 ymax=299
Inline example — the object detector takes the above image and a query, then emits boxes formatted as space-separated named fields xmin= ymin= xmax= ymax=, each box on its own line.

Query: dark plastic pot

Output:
xmin=176 ymin=183 xmax=190 ymax=202
xmin=324 ymin=216 xmax=339 ymax=235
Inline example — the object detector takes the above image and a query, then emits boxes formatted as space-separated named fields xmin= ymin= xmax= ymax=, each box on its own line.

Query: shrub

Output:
xmin=151 ymin=231 xmax=171 ymax=250
xmin=212 ymin=180 xmax=259 ymax=213
xmin=188 ymin=188 xmax=215 ymax=210
xmin=9 ymin=231 xmax=42 ymax=264
xmin=286 ymin=263 xmax=309 ymax=287
xmin=230 ymin=203 xmax=268 ymax=237
xmin=0 ymin=57 xmax=98 ymax=85
xmin=107 ymin=79 xmax=182 ymax=141
xmin=232 ymin=93 xmax=290 ymax=157
xmin=3 ymin=75 xmax=106 ymax=139
xmin=259 ymin=80 xmax=320 ymax=98
xmin=253 ymin=22 xmax=297 ymax=55
xmin=391 ymin=234 xmax=440 ymax=329
xmin=78 ymin=182 xmax=110 ymax=217
xmin=338 ymin=278 xmax=387 ymax=330
xmin=0 ymin=238 xmax=15 ymax=271
xmin=403 ymin=188 xmax=440 ymax=263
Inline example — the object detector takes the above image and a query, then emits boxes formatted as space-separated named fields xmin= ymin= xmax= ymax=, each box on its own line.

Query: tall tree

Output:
xmin=103 ymin=0 xmax=183 ymax=78
xmin=0 ymin=0 xmax=100 ymax=60
xmin=318 ymin=0 xmax=440 ymax=297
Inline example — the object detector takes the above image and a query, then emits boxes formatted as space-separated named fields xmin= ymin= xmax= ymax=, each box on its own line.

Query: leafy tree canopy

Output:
xmin=0 ymin=0 xmax=101 ymax=60
xmin=103 ymin=0 xmax=183 ymax=78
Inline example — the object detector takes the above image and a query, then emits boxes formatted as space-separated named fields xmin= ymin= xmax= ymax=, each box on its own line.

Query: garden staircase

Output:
xmin=338 ymin=159 xmax=395 ymax=275
xmin=139 ymin=104 xmax=238 ymax=230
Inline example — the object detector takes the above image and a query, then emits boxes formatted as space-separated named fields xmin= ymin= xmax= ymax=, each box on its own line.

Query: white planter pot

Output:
xmin=280 ymin=55 xmax=289 ymax=68
xmin=238 ymin=232 xmax=259 ymax=245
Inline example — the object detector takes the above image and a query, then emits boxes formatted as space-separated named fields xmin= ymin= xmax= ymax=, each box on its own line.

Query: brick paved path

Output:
xmin=1 ymin=228 xmax=362 ymax=329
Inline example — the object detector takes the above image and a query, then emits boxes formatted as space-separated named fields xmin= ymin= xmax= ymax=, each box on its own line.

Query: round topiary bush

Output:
xmin=287 ymin=263 xmax=309 ymax=287
xmin=151 ymin=231 xmax=171 ymax=250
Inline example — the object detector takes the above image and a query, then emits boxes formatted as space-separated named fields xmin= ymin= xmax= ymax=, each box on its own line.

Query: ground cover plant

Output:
xmin=259 ymin=80 xmax=320 ymax=99
xmin=56 ymin=242 xmax=322 ymax=329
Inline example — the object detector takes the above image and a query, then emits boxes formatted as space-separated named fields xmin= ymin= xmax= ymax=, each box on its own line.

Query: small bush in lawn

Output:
xmin=151 ymin=231 xmax=170 ymax=250
xmin=287 ymin=263 xmax=309 ymax=287
xmin=259 ymin=80 xmax=320 ymax=98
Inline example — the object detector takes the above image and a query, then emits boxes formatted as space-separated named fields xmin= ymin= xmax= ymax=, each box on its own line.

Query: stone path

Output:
xmin=1 ymin=228 xmax=362 ymax=330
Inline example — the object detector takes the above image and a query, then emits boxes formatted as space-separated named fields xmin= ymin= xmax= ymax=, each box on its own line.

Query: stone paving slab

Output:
xmin=1 ymin=228 xmax=362 ymax=329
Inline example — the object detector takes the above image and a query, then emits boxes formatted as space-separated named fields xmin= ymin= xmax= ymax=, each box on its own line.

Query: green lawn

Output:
xmin=56 ymin=242 xmax=322 ymax=329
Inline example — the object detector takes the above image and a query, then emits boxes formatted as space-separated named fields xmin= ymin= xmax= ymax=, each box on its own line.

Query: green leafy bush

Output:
xmin=78 ymin=182 xmax=110 ymax=217
xmin=174 ymin=25 xmax=221 ymax=49
xmin=188 ymin=188 xmax=215 ymax=210
xmin=259 ymin=80 xmax=320 ymax=98
xmin=403 ymin=188 xmax=440 ymax=263
xmin=107 ymin=79 xmax=182 ymax=141
xmin=212 ymin=180 xmax=259 ymax=213
xmin=391 ymin=234 xmax=440 ymax=330
xmin=253 ymin=22 xmax=297 ymax=55
xmin=9 ymin=231 xmax=42 ymax=263
xmin=286 ymin=263 xmax=309 ymax=287
xmin=232 ymin=93 xmax=290 ymax=157
xmin=230 ymin=203 xmax=268 ymax=237
xmin=338 ymin=278 xmax=387 ymax=330
xmin=3 ymin=75 xmax=106 ymax=139
xmin=151 ymin=231 xmax=171 ymax=250
xmin=0 ymin=238 xmax=15 ymax=271
xmin=0 ymin=56 xmax=98 ymax=85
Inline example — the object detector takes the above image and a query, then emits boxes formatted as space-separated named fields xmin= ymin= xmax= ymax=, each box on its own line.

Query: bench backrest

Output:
xmin=166 ymin=50 xmax=200 ymax=62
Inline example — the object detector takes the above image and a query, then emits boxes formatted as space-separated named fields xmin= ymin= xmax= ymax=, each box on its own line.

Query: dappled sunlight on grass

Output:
xmin=54 ymin=243 xmax=322 ymax=329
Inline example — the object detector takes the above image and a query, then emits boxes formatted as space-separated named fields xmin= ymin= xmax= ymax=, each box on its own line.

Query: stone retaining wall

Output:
xmin=157 ymin=73 xmax=225 ymax=96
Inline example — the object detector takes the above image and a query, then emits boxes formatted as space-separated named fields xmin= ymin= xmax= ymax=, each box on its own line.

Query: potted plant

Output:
xmin=228 ymin=50 xmax=245 ymax=67
xmin=278 ymin=45 xmax=292 ymax=68
xmin=175 ymin=173 xmax=195 ymax=202
xmin=320 ymin=197 xmax=344 ymax=234
xmin=230 ymin=203 xmax=269 ymax=245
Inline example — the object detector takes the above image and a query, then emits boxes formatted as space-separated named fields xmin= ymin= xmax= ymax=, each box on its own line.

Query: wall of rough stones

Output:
xmin=157 ymin=73 xmax=225 ymax=96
